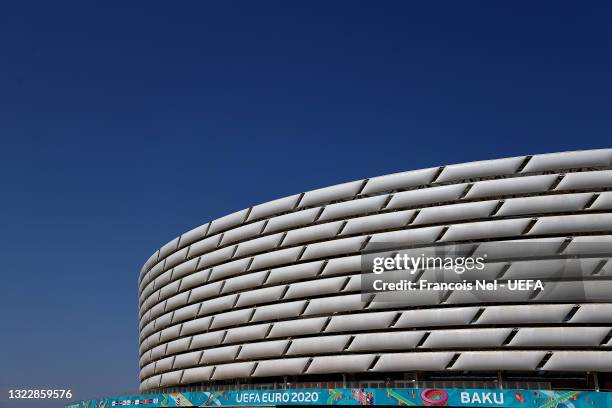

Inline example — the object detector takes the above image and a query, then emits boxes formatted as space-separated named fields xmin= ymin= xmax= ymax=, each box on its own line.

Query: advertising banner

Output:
xmin=67 ymin=388 xmax=612 ymax=408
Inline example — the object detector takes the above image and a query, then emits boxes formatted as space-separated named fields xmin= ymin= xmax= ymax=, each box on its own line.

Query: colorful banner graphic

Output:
xmin=66 ymin=388 xmax=612 ymax=408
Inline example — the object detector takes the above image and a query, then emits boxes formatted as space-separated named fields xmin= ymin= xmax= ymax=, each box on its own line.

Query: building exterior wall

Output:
xmin=138 ymin=149 xmax=612 ymax=391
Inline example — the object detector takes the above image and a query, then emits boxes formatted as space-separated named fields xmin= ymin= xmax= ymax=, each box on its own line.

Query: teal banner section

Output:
xmin=67 ymin=388 xmax=612 ymax=408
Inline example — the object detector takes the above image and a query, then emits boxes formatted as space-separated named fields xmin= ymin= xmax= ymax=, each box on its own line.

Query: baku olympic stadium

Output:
xmin=72 ymin=149 xmax=612 ymax=408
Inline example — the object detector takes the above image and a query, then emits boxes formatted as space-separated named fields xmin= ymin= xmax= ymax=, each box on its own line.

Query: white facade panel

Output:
xmin=361 ymin=168 xmax=438 ymax=194
xmin=140 ymin=149 xmax=612 ymax=389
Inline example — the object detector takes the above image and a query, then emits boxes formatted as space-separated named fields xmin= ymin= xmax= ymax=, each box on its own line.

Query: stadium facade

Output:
xmin=67 ymin=149 xmax=612 ymax=408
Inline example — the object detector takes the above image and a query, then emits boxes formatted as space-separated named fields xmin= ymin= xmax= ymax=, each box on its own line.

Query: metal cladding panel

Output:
xmin=423 ymin=328 xmax=512 ymax=348
xmin=283 ymin=276 xmax=348 ymax=299
xmin=249 ymin=246 xmax=303 ymax=270
xmin=209 ymin=308 xmax=253 ymax=329
xmin=447 ymin=285 xmax=534 ymax=304
xmin=543 ymin=352 xmax=612 ymax=372
xmin=173 ymin=351 xmax=202 ymax=369
xmin=442 ymin=218 xmax=531 ymax=242
xmin=141 ymin=251 xmax=160 ymax=279
xmin=148 ymin=261 xmax=165 ymax=283
xmin=268 ymin=318 xmax=327 ymax=338
xmin=221 ymin=271 xmax=267 ymax=294
xmin=188 ymin=281 xmax=222 ymax=303
xmin=212 ymin=362 xmax=256 ymax=380
xmin=165 ymin=292 xmax=189 ymax=312
xmin=267 ymin=261 xmax=324 ymax=284
xmin=179 ymin=224 xmax=209 ymax=249
xmin=563 ymin=235 xmax=612 ymax=255
xmin=151 ymin=344 xmax=167 ymax=360
xmin=522 ymin=149 xmax=612 ymax=173
xmin=394 ymin=307 xmax=479 ymax=328
xmin=476 ymin=305 xmax=573 ymax=324
xmin=386 ymin=184 xmax=467 ymax=210
xmin=341 ymin=210 xmax=415 ymax=236
xmin=234 ymin=233 xmax=283 ymax=257
xmin=159 ymin=280 xmax=181 ymax=300
xmin=529 ymin=214 xmax=612 ymax=235
xmin=373 ymin=352 xmax=454 ymax=371
xmin=299 ymin=180 xmax=364 ymax=207
xmin=437 ymin=156 xmax=525 ymax=183
xmin=154 ymin=312 xmax=173 ymax=330
xmin=506 ymin=258 xmax=600 ymax=280
xmin=208 ymin=209 xmax=249 ymax=235
xmin=370 ymin=226 xmax=443 ymax=246
xmin=149 ymin=301 xmax=167 ymax=320
xmin=303 ymin=294 xmax=366 ymax=315
xmin=535 ymin=281 xmax=612 ymax=302
xmin=251 ymin=300 xmax=306 ymax=322
xmin=472 ymin=238 xmax=564 ymax=260
xmin=141 ymin=321 xmax=156 ymax=340
xmin=235 ymin=285 xmax=286 ymax=307
xmin=283 ymin=221 xmax=343 ymax=246
xmin=171 ymin=258 xmax=199 ymax=280
xmin=147 ymin=375 xmax=162 ymax=389
xmin=198 ymin=246 xmax=236 ymax=270
xmin=413 ymin=201 xmax=498 ymax=225
xmin=361 ymin=168 xmax=438 ymax=195
xmin=570 ymin=304 xmax=612 ymax=323
xmin=497 ymin=193 xmax=592 ymax=216
xmin=465 ymin=174 xmax=557 ymax=199
xmin=198 ymin=294 xmax=238 ymax=316
xmin=591 ymin=192 xmax=612 ymax=210
xmin=154 ymin=270 xmax=173 ymax=290
xmin=224 ymin=324 xmax=271 ymax=343
xmin=187 ymin=235 xmax=221 ymax=259
xmin=287 ymin=335 xmax=350 ymax=355
xmin=201 ymin=345 xmax=240 ymax=364
xmin=179 ymin=269 xmax=210 ymax=292
xmin=451 ymin=351 xmax=546 ymax=371
xmin=247 ymin=194 xmax=301 ymax=222
xmin=159 ymin=326 xmax=182 ymax=344
xmin=140 ymin=282 xmax=157 ymax=304
xmin=325 ymin=312 xmax=397 ymax=333
xmin=165 ymin=247 xmax=189 ymax=270
xmin=190 ymin=331 xmax=225 ymax=349
xmin=209 ymin=257 xmax=251 ymax=281
xmin=140 ymin=350 xmax=152 ymax=367
xmin=252 ymin=358 xmax=309 ymax=377
xmin=180 ymin=316 xmax=212 ymax=337
xmin=166 ymin=338 xmax=190 ymax=355
xmin=238 ymin=340 xmax=289 ymax=359
xmin=220 ymin=220 xmax=266 ymax=245
xmin=321 ymin=255 xmax=362 ymax=276
xmin=263 ymin=208 xmax=320 ymax=234
xmin=510 ymin=327 xmax=610 ymax=347
xmin=370 ymin=290 xmax=445 ymax=308
xmin=599 ymin=261 xmax=612 ymax=276
xmin=301 ymin=236 xmax=366 ymax=261
xmin=349 ymin=331 xmax=425 ymax=351
xmin=181 ymin=367 xmax=213 ymax=384
xmin=155 ymin=357 xmax=176 ymax=373
xmin=319 ymin=195 xmax=388 ymax=221
xmin=160 ymin=371 xmax=182 ymax=387
xmin=343 ymin=275 xmax=361 ymax=292
xmin=141 ymin=362 xmax=155 ymax=379
xmin=556 ymin=169 xmax=612 ymax=191
xmin=306 ymin=354 xmax=375 ymax=374
xmin=143 ymin=332 xmax=160 ymax=351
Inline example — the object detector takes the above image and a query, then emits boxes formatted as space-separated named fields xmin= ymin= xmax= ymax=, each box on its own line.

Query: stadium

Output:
xmin=74 ymin=149 xmax=612 ymax=407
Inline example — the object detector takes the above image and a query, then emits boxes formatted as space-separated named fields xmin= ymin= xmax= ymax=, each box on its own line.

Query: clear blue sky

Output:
xmin=0 ymin=1 xmax=610 ymax=407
